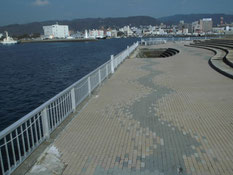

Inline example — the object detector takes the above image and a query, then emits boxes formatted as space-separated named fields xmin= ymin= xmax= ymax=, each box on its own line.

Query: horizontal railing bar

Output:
xmin=0 ymin=61 xmax=112 ymax=138
xmin=0 ymin=116 xmax=41 ymax=148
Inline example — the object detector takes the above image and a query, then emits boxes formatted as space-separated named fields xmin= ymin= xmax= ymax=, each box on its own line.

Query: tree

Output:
xmin=117 ymin=31 xmax=125 ymax=37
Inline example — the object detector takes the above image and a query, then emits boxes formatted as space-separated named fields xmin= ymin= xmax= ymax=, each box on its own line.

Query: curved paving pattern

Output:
xmin=53 ymin=42 xmax=233 ymax=175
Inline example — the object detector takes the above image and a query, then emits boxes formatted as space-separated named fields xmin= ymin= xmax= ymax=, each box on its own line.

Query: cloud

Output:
xmin=33 ymin=0 xmax=50 ymax=6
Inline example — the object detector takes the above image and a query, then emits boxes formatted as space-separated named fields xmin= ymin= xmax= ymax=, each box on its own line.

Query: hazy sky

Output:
xmin=0 ymin=0 xmax=233 ymax=26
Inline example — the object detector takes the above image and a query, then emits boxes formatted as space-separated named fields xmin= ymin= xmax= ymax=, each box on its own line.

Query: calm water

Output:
xmin=0 ymin=38 xmax=139 ymax=131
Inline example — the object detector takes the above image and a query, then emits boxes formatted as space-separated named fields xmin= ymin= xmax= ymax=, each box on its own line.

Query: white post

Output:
xmin=111 ymin=55 xmax=114 ymax=74
xmin=127 ymin=46 xmax=130 ymax=56
xmin=42 ymin=107 xmax=50 ymax=139
xmin=106 ymin=64 xmax=108 ymax=78
xmin=88 ymin=76 xmax=91 ymax=96
xmin=98 ymin=68 xmax=101 ymax=85
xmin=71 ymin=88 xmax=76 ymax=112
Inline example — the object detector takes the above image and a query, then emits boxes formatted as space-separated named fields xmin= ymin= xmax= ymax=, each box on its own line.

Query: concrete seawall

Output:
xmin=19 ymin=38 xmax=97 ymax=43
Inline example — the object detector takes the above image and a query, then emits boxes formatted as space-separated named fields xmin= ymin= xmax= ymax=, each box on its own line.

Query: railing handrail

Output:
xmin=141 ymin=36 xmax=222 ymax=42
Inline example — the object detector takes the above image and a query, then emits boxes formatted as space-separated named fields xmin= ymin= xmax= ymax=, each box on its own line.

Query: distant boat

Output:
xmin=0 ymin=31 xmax=18 ymax=45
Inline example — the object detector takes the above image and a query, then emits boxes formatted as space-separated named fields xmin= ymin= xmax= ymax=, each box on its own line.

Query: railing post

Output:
xmin=42 ymin=107 xmax=50 ymax=140
xmin=106 ymin=63 xmax=108 ymax=78
xmin=98 ymin=68 xmax=101 ymax=85
xmin=88 ymin=76 xmax=91 ymax=96
xmin=0 ymin=152 xmax=4 ymax=175
xmin=111 ymin=55 xmax=114 ymax=74
xmin=127 ymin=46 xmax=130 ymax=56
xmin=71 ymin=88 xmax=76 ymax=112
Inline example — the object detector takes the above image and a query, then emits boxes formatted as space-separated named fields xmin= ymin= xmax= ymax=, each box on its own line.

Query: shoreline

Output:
xmin=19 ymin=38 xmax=98 ymax=43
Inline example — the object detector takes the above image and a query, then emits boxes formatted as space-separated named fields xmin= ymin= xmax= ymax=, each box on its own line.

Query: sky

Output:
xmin=0 ymin=0 xmax=233 ymax=26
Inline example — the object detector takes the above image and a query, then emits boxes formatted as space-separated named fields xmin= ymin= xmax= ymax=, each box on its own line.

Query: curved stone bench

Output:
xmin=195 ymin=43 xmax=233 ymax=68
xmin=186 ymin=44 xmax=233 ymax=79
xmin=191 ymin=42 xmax=233 ymax=68
xmin=136 ymin=47 xmax=179 ymax=58
xmin=167 ymin=48 xmax=180 ymax=55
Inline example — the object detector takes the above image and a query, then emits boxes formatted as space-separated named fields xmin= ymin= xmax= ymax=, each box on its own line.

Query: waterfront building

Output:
xmin=176 ymin=30 xmax=183 ymax=35
xmin=133 ymin=28 xmax=142 ymax=36
xmin=182 ymin=28 xmax=189 ymax=35
xmin=225 ymin=26 xmax=233 ymax=34
xmin=192 ymin=21 xmax=201 ymax=34
xmin=178 ymin=20 xmax=185 ymax=30
xmin=127 ymin=26 xmax=133 ymax=36
xmin=84 ymin=30 xmax=88 ymax=38
xmin=159 ymin=23 xmax=166 ymax=28
xmin=180 ymin=20 xmax=185 ymax=25
xmin=157 ymin=28 xmax=167 ymax=35
xmin=71 ymin=31 xmax=83 ymax=38
xmin=184 ymin=23 xmax=192 ymax=33
xmin=119 ymin=26 xmax=133 ymax=37
xmin=212 ymin=27 xmax=225 ymax=34
xmin=200 ymin=18 xmax=213 ymax=33
xmin=106 ymin=31 xmax=112 ymax=37
xmin=111 ymin=30 xmax=118 ymax=38
xmin=88 ymin=29 xmax=105 ymax=39
xmin=43 ymin=24 xmax=70 ymax=39
xmin=225 ymin=26 xmax=233 ymax=32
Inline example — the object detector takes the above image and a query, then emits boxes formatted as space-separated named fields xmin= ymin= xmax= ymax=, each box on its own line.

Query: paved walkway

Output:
xmin=53 ymin=42 xmax=233 ymax=175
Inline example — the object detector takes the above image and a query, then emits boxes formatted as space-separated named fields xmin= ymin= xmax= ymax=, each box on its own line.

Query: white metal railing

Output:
xmin=0 ymin=42 xmax=139 ymax=175
xmin=141 ymin=39 xmax=166 ymax=46
xmin=140 ymin=36 xmax=223 ymax=46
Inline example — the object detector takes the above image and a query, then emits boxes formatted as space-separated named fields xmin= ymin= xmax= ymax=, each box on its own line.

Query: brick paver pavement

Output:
xmin=53 ymin=42 xmax=233 ymax=175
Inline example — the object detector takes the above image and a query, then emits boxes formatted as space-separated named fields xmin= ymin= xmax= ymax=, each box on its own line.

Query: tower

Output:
xmin=85 ymin=30 xmax=88 ymax=39
xmin=220 ymin=17 xmax=224 ymax=26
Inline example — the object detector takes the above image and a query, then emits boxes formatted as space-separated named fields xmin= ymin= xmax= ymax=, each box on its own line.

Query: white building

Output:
xmin=43 ymin=24 xmax=69 ymax=39
xmin=192 ymin=21 xmax=201 ymax=33
xmin=212 ymin=27 xmax=225 ymax=34
xmin=153 ymin=28 xmax=167 ymax=35
xmin=111 ymin=30 xmax=118 ymax=38
xmin=119 ymin=26 xmax=133 ymax=37
xmin=106 ymin=31 xmax=112 ymax=37
xmin=88 ymin=29 xmax=105 ymax=39
xmin=183 ymin=28 xmax=189 ymax=35
xmin=225 ymin=26 xmax=233 ymax=34
xmin=84 ymin=30 xmax=89 ymax=39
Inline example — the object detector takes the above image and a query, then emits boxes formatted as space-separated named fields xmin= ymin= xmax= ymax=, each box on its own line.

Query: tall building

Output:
xmin=220 ymin=17 xmax=224 ymax=26
xmin=43 ymin=24 xmax=69 ymax=38
xmin=200 ymin=18 xmax=213 ymax=33
xmin=84 ymin=30 xmax=88 ymax=38
xmin=192 ymin=21 xmax=201 ymax=33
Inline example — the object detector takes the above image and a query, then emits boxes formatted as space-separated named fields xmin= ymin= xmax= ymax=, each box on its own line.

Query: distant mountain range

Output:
xmin=0 ymin=14 xmax=233 ymax=36
xmin=0 ymin=16 xmax=159 ymax=36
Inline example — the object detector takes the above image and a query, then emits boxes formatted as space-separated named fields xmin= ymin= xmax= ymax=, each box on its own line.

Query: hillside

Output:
xmin=0 ymin=16 xmax=159 ymax=36
xmin=1 ymin=14 xmax=233 ymax=36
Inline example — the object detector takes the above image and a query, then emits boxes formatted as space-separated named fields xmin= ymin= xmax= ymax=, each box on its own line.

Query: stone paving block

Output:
xmin=50 ymin=43 xmax=233 ymax=175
